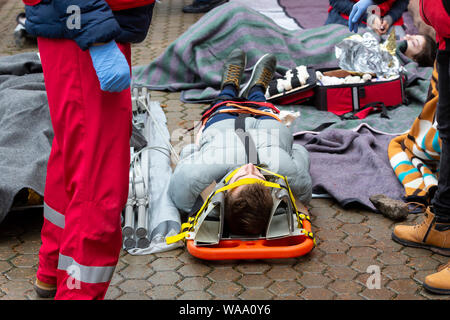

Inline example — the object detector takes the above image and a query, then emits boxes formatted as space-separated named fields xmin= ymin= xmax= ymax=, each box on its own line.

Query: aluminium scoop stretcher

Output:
xmin=172 ymin=170 xmax=316 ymax=261
xmin=183 ymin=168 xmax=316 ymax=261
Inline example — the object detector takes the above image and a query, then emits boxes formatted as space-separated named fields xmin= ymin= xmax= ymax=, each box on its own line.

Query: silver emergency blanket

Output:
xmin=335 ymin=32 xmax=403 ymax=78
xmin=124 ymin=90 xmax=182 ymax=255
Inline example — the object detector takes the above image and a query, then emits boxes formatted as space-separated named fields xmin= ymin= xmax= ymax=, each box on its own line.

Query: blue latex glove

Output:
xmin=89 ymin=41 xmax=131 ymax=92
xmin=348 ymin=0 xmax=374 ymax=33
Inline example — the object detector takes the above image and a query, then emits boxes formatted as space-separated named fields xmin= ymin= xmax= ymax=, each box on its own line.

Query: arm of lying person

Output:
xmin=267 ymin=144 xmax=313 ymax=205
xmin=290 ymin=144 xmax=313 ymax=205
xmin=295 ymin=199 xmax=309 ymax=215
xmin=367 ymin=14 xmax=383 ymax=34
xmin=195 ymin=123 xmax=206 ymax=146
xmin=168 ymin=150 xmax=234 ymax=214
xmin=383 ymin=0 xmax=409 ymax=29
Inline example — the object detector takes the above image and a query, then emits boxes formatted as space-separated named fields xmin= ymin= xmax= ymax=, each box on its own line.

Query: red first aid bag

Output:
xmin=314 ymin=68 xmax=407 ymax=117
xmin=266 ymin=66 xmax=407 ymax=119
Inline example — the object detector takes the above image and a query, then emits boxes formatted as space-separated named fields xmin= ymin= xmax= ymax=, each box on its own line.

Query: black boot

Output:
xmin=182 ymin=0 xmax=229 ymax=13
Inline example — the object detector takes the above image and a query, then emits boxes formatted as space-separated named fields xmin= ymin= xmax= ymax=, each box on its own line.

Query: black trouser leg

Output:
xmin=431 ymin=50 xmax=450 ymax=221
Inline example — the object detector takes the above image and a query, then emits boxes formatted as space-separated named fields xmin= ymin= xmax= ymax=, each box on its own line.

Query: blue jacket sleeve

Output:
xmin=114 ymin=3 xmax=155 ymax=44
xmin=329 ymin=0 xmax=359 ymax=15
xmin=53 ymin=0 xmax=122 ymax=50
xmin=384 ymin=0 xmax=409 ymax=25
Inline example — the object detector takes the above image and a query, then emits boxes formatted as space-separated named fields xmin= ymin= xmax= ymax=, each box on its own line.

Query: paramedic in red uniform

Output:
xmin=349 ymin=0 xmax=450 ymax=295
xmin=326 ymin=0 xmax=409 ymax=38
xmin=22 ymin=0 xmax=155 ymax=299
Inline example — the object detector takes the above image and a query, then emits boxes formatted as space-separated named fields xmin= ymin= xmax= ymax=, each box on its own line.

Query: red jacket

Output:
xmin=420 ymin=0 xmax=450 ymax=50
xmin=105 ymin=0 xmax=155 ymax=11
xmin=23 ymin=0 xmax=155 ymax=11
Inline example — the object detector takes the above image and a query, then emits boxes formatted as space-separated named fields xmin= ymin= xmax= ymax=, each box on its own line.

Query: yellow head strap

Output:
xmin=166 ymin=165 xmax=311 ymax=245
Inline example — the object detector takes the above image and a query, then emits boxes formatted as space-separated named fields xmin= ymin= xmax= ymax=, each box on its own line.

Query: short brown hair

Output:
xmin=412 ymin=34 xmax=437 ymax=68
xmin=224 ymin=183 xmax=273 ymax=236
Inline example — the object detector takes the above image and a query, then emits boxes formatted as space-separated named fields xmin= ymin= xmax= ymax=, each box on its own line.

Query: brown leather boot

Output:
xmin=34 ymin=278 xmax=57 ymax=298
xmin=423 ymin=262 xmax=450 ymax=295
xmin=392 ymin=207 xmax=450 ymax=256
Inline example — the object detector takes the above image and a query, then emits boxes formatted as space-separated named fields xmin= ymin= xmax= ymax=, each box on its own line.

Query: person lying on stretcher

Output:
xmin=168 ymin=49 xmax=312 ymax=236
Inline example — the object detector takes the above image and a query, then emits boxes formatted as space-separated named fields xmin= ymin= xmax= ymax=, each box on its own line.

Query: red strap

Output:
xmin=217 ymin=104 xmax=281 ymax=122
xmin=201 ymin=100 xmax=280 ymax=122
xmin=105 ymin=0 xmax=156 ymax=11
xmin=352 ymin=102 xmax=389 ymax=120
xmin=353 ymin=107 xmax=374 ymax=119
xmin=22 ymin=0 xmax=41 ymax=5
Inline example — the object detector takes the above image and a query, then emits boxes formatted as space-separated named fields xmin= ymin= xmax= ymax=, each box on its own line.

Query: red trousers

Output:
xmin=37 ymin=38 xmax=132 ymax=300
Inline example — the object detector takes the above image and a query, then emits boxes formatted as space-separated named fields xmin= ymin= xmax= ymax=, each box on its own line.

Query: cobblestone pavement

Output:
xmin=0 ymin=0 xmax=449 ymax=300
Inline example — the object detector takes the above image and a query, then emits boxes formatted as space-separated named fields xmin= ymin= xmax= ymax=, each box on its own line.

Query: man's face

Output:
xmin=227 ymin=163 xmax=266 ymax=197
xmin=403 ymin=34 xmax=426 ymax=59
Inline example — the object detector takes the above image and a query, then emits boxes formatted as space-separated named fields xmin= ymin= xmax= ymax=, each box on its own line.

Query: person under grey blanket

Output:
xmin=131 ymin=3 xmax=434 ymax=105
xmin=0 ymin=52 xmax=51 ymax=224
xmin=294 ymin=125 xmax=404 ymax=212
xmin=0 ymin=52 xmax=147 ymax=225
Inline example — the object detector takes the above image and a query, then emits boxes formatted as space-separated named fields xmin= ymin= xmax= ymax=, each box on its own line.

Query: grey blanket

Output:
xmin=294 ymin=125 xmax=404 ymax=211
xmin=0 ymin=52 xmax=52 ymax=223
xmin=0 ymin=53 xmax=147 ymax=225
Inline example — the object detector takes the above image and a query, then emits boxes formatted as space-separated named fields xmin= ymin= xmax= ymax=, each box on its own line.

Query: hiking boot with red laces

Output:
xmin=220 ymin=49 xmax=246 ymax=92
xmin=392 ymin=207 xmax=450 ymax=256
xmin=241 ymin=53 xmax=277 ymax=99
xmin=423 ymin=262 xmax=450 ymax=295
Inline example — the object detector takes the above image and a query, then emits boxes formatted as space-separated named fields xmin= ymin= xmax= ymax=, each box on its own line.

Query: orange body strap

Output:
xmin=203 ymin=102 xmax=281 ymax=125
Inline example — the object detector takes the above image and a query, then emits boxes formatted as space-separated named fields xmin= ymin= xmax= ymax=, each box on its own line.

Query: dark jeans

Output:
xmin=217 ymin=86 xmax=266 ymax=102
xmin=203 ymin=86 xmax=267 ymax=130
xmin=431 ymin=50 xmax=450 ymax=220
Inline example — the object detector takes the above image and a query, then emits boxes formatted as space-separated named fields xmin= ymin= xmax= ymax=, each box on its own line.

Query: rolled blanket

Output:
xmin=388 ymin=65 xmax=440 ymax=205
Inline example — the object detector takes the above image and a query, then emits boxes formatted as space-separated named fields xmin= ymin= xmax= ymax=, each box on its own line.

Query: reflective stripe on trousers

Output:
xmin=43 ymin=203 xmax=115 ymax=284
xmin=44 ymin=202 xmax=65 ymax=229
xmin=57 ymin=254 xmax=115 ymax=284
